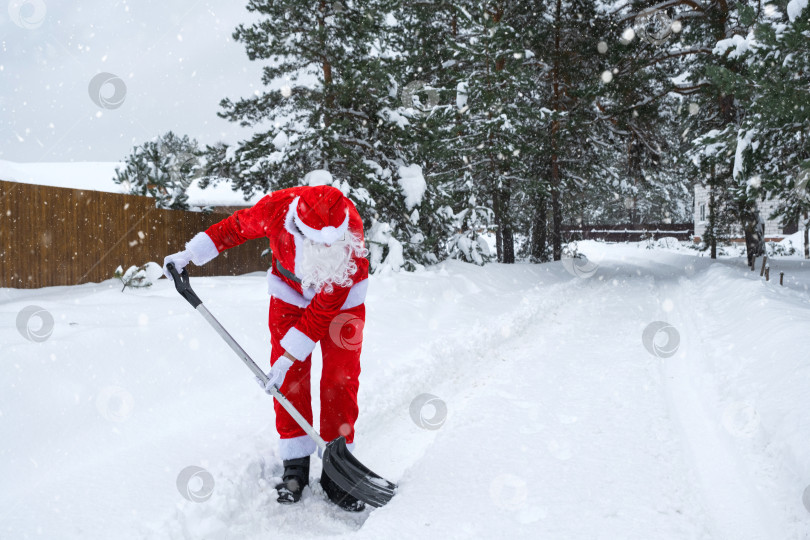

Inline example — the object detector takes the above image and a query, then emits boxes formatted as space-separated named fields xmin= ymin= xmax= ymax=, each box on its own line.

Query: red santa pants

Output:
xmin=268 ymin=297 xmax=364 ymax=460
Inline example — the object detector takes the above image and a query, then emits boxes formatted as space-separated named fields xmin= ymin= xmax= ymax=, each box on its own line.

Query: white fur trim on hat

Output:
xmin=284 ymin=198 xmax=306 ymax=284
xmin=279 ymin=434 xmax=317 ymax=460
xmin=280 ymin=326 xmax=316 ymax=361
xmin=293 ymin=196 xmax=350 ymax=245
xmin=186 ymin=232 xmax=219 ymax=265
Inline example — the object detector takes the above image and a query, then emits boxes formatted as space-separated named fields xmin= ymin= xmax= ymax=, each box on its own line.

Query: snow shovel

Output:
xmin=166 ymin=263 xmax=397 ymax=508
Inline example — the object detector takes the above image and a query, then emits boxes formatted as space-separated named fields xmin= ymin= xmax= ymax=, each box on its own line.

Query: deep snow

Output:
xmin=2 ymin=243 xmax=810 ymax=539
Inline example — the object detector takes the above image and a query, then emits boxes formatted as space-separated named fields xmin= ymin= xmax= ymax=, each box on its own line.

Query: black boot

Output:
xmin=275 ymin=456 xmax=310 ymax=504
xmin=320 ymin=469 xmax=366 ymax=512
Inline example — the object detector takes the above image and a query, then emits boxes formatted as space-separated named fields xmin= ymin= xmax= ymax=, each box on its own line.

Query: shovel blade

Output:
xmin=322 ymin=436 xmax=397 ymax=508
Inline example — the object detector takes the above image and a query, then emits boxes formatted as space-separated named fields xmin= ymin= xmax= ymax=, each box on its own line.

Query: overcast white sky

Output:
xmin=1 ymin=0 xmax=267 ymax=163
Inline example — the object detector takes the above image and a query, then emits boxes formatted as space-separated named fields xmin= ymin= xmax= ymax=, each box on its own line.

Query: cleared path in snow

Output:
xmin=353 ymin=256 xmax=711 ymax=539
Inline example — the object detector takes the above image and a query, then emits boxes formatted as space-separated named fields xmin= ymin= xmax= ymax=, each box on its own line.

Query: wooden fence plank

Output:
xmin=561 ymin=223 xmax=694 ymax=242
xmin=0 ymin=180 xmax=269 ymax=289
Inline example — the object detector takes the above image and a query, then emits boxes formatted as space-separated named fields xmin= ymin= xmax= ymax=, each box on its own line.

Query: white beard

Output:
xmin=297 ymin=232 xmax=367 ymax=293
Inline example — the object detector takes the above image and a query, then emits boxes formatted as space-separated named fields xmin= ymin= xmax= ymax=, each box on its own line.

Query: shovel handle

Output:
xmin=166 ymin=262 xmax=203 ymax=308
xmin=166 ymin=260 xmax=328 ymax=453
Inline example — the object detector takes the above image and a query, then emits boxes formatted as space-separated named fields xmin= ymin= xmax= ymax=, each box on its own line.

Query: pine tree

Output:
xmin=522 ymin=0 xmax=615 ymax=260
xmin=383 ymin=0 xmax=464 ymax=265
xmin=217 ymin=0 xmax=444 ymax=270
xmin=197 ymin=0 xmax=715 ymax=267
xmin=588 ymin=1 xmax=693 ymax=227
xmin=114 ymin=131 xmax=203 ymax=211
xmin=429 ymin=1 xmax=527 ymax=263
xmin=670 ymin=0 xmax=764 ymax=260
xmin=719 ymin=1 xmax=810 ymax=257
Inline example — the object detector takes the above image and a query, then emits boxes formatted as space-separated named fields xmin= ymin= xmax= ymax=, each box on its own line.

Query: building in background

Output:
xmin=693 ymin=184 xmax=797 ymax=243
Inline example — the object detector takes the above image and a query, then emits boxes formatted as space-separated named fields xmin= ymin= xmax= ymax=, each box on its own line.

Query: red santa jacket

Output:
xmin=187 ymin=186 xmax=368 ymax=361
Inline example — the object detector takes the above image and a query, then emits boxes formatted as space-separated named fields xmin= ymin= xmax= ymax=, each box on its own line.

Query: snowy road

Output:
xmin=2 ymin=244 xmax=810 ymax=539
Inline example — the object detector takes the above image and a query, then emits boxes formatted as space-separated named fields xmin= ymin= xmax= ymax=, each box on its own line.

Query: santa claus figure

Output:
xmin=163 ymin=184 xmax=369 ymax=511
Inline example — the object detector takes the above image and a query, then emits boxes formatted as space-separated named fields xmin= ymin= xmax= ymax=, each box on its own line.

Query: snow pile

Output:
xmin=0 ymin=160 xmax=263 ymax=207
xmin=378 ymin=107 xmax=410 ymax=129
xmin=655 ymin=237 xmax=684 ymax=250
xmin=0 ymin=160 xmax=124 ymax=191
xmin=115 ymin=262 xmax=164 ymax=290
xmin=456 ymin=82 xmax=468 ymax=111
xmin=733 ymin=129 xmax=757 ymax=179
xmin=272 ymin=131 xmax=290 ymax=151
xmin=304 ymin=169 xmax=334 ymax=187
xmin=787 ymin=0 xmax=808 ymax=21
xmin=454 ymin=234 xmax=491 ymax=265
xmin=780 ymin=231 xmax=806 ymax=252
xmin=714 ymin=33 xmax=755 ymax=59
xmin=366 ymin=220 xmax=404 ymax=273
xmin=397 ymin=164 xmax=426 ymax=210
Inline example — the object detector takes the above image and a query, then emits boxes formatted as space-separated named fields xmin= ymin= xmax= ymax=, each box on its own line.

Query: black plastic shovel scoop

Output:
xmin=166 ymin=263 xmax=397 ymax=508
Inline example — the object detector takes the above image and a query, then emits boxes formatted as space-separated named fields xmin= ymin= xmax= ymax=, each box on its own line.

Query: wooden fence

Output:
xmin=0 ymin=180 xmax=269 ymax=289
xmin=561 ymin=223 xmax=694 ymax=243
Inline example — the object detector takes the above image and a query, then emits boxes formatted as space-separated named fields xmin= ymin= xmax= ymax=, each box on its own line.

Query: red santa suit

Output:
xmin=183 ymin=185 xmax=368 ymax=460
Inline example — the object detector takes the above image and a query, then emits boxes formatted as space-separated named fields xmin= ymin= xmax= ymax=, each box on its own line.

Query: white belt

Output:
xmin=266 ymin=271 xmax=368 ymax=310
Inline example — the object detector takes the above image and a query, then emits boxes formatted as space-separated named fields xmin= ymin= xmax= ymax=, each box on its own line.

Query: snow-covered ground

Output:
xmin=2 ymin=243 xmax=810 ymax=539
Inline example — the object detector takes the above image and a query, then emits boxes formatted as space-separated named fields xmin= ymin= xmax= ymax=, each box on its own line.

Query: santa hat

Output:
xmin=293 ymin=185 xmax=350 ymax=244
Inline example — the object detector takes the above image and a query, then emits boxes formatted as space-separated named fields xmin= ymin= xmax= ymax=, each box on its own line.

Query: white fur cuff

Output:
xmin=279 ymin=434 xmax=316 ymax=460
xmin=340 ymin=278 xmax=368 ymax=310
xmin=186 ymin=232 xmax=219 ymax=266
xmin=280 ymin=327 xmax=316 ymax=361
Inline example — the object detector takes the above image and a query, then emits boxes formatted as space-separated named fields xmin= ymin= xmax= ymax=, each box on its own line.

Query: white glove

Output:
xmin=258 ymin=356 xmax=295 ymax=393
xmin=163 ymin=249 xmax=194 ymax=280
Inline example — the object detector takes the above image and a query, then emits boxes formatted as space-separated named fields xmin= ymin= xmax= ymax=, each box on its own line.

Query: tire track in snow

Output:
xmin=645 ymin=256 xmax=780 ymax=539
